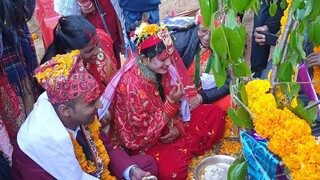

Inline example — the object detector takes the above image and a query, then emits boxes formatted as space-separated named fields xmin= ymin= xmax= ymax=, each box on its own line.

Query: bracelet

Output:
xmin=129 ymin=165 xmax=138 ymax=179
xmin=163 ymin=99 xmax=179 ymax=118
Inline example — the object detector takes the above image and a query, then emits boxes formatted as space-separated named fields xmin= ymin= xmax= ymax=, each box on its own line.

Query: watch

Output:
xmin=129 ymin=165 xmax=138 ymax=178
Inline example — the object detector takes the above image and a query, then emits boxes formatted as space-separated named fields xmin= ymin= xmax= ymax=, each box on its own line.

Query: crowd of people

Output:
xmin=1 ymin=0 xmax=320 ymax=179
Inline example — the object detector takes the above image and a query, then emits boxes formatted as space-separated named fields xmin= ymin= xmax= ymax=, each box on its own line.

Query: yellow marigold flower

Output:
xmin=31 ymin=33 xmax=38 ymax=40
xmin=314 ymin=46 xmax=320 ymax=53
xmin=254 ymin=109 xmax=284 ymax=138
xmin=245 ymin=80 xmax=271 ymax=104
xmin=35 ymin=50 xmax=80 ymax=84
xmin=249 ymin=94 xmax=277 ymax=116
xmin=219 ymin=141 xmax=241 ymax=155
xmin=142 ymin=24 xmax=160 ymax=36
xmin=313 ymin=66 xmax=320 ymax=95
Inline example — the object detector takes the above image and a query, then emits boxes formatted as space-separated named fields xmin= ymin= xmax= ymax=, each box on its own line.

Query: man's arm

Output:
xmin=99 ymin=130 xmax=151 ymax=179
xmin=199 ymin=73 xmax=231 ymax=104
xmin=12 ymin=144 xmax=56 ymax=180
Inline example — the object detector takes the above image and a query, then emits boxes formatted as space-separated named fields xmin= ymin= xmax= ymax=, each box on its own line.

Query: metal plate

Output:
xmin=194 ymin=155 xmax=235 ymax=180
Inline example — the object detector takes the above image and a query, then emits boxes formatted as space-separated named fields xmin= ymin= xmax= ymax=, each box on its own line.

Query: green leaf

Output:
xmin=211 ymin=26 xmax=244 ymax=62
xmin=295 ymin=33 xmax=306 ymax=61
xmin=308 ymin=20 xmax=320 ymax=46
xmin=237 ymin=25 xmax=247 ymax=44
xmin=225 ymin=28 xmax=244 ymax=61
xmin=239 ymin=81 xmax=248 ymax=106
xmin=287 ymin=83 xmax=300 ymax=99
xmin=309 ymin=0 xmax=320 ymax=20
xmin=298 ymin=18 xmax=308 ymax=35
xmin=238 ymin=106 xmax=253 ymax=129
xmin=212 ymin=26 xmax=228 ymax=59
xmin=278 ymin=62 xmax=294 ymax=82
xmin=280 ymin=0 xmax=287 ymax=9
xmin=296 ymin=0 xmax=313 ymax=20
xmin=269 ymin=2 xmax=278 ymax=17
xmin=233 ymin=153 xmax=246 ymax=164
xmin=288 ymin=30 xmax=305 ymax=65
xmin=199 ymin=0 xmax=212 ymax=28
xmin=228 ymin=107 xmax=242 ymax=127
xmin=228 ymin=161 xmax=248 ymax=180
xmin=279 ymin=83 xmax=300 ymax=101
xmin=307 ymin=102 xmax=318 ymax=124
xmin=225 ymin=9 xmax=238 ymax=29
xmin=272 ymin=45 xmax=283 ymax=65
xmin=289 ymin=99 xmax=313 ymax=125
xmin=210 ymin=0 xmax=219 ymax=17
xmin=249 ymin=0 xmax=261 ymax=14
xmin=230 ymin=0 xmax=248 ymax=14
xmin=291 ymin=0 xmax=303 ymax=14
xmin=212 ymin=52 xmax=228 ymax=88
xmin=232 ymin=60 xmax=252 ymax=77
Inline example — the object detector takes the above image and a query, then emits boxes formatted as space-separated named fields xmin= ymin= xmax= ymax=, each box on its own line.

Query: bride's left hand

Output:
xmin=159 ymin=126 xmax=180 ymax=143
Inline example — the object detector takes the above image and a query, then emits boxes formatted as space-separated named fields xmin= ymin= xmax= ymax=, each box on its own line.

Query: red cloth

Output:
xmin=146 ymin=104 xmax=225 ymax=180
xmin=110 ymin=62 xmax=226 ymax=179
xmin=34 ymin=0 xmax=59 ymax=48
xmin=85 ymin=29 xmax=118 ymax=93
xmin=211 ymin=94 xmax=231 ymax=112
xmin=34 ymin=52 xmax=98 ymax=104
xmin=12 ymin=129 xmax=158 ymax=179
xmin=87 ymin=0 xmax=121 ymax=66
xmin=0 ymin=74 xmax=24 ymax=139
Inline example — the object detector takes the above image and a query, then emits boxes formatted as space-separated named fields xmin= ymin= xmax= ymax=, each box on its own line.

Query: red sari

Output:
xmin=110 ymin=62 xmax=225 ymax=179
xmin=85 ymin=29 xmax=118 ymax=93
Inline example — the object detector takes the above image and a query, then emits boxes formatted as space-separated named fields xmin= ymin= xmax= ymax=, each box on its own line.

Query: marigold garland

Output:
xmin=279 ymin=0 xmax=292 ymax=39
xmin=245 ymin=80 xmax=320 ymax=179
xmin=70 ymin=117 xmax=116 ymax=180
xmin=312 ymin=46 xmax=320 ymax=95
xmin=35 ymin=50 xmax=80 ymax=85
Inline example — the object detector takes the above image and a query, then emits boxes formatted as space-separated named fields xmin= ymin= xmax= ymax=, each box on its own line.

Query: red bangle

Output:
xmin=163 ymin=99 xmax=179 ymax=118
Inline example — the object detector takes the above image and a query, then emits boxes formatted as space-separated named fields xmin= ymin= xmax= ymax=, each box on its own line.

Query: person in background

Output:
xmin=0 ymin=0 xmax=39 ymax=143
xmin=101 ymin=23 xmax=225 ymax=179
xmin=12 ymin=51 xmax=158 ymax=179
xmin=172 ymin=10 xmax=231 ymax=112
xmin=54 ymin=0 xmax=123 ymax=67
xmin=119 ymin=0 xmax=161 ymax=52
xmin=41 ymin=15 xmax=118 ymax=93
xmin=250 ymin=0 xmax=283 ymax=78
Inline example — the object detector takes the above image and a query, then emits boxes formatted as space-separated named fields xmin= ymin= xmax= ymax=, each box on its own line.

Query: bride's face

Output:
xmin=142 ymin=51 xmax=172 ymax=74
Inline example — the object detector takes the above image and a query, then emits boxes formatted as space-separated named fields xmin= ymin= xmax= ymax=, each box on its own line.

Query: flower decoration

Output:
xmin=312 ymin=46 xmax=320 ymax=95
xmin=279 ymin=0 xmax=292 ymax=39
xmin=70 ymin=117 xmax=116 ymax=180
xmin=130 ymin=22 xmax=149 ymax=44
xmin=35 ymin=50 xmax=80 ymax=85
xmin=245 ymin=79 xmax=320 ymax=179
